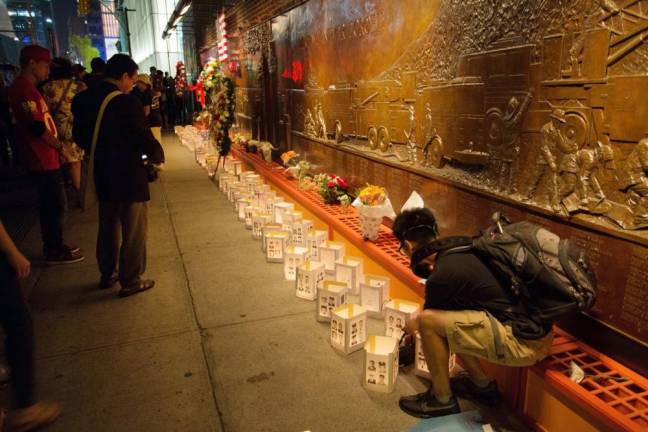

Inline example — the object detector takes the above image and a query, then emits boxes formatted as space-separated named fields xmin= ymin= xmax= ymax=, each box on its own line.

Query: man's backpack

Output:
xmin=436 ymin=214 xmax=598 ymax=326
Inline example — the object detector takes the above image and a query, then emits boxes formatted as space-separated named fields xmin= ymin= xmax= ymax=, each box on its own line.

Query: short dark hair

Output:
xmin=392 ymin=208 xmax=439 ymax=245
xmin=90 ymin=57 xmax=106 ymax=73
xmin=105 ymin=54 xmax=138 ymax=80
xmin=50 ymin=57 xmax=73 ymax=80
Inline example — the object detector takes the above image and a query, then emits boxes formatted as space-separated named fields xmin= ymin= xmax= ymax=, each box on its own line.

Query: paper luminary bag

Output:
xmin=252 ymin=212 xmax=272 ymax=240
xmin=284 ymin=246 xmax=308 ymax=281
xmin=230 ymin=160 xmax=242 ymax=176
xmin=236 ymin=198 xmax=252 ymax=221
xmin=244 ymin=206 xmax=261 ymax=229
xmin=364 ymin=336 xmax=399 ymax=393
xmin=281 ymin=210 xmax=303 ymax=233
xmin=261 ymin=223 xmax=283 ymax=251
xmin=330 ymin=303 xmax=368 ymax=354
xmin=296 ymin=260 xmax=325 ymax=301
xmin=257 ymin=190 xmax=276 ymax=210
xmin=244 ymin=175 xmax=262 ymax=193
xmin=274 ymin=202 xmax=295 ymax=224
xmin=264 ymin=196 xmax=283 ymax=218
xmin=265 ymin=231 xmax=290 ymax=263
xmin=319 ymin=241 xmax=345 ymax=274
xmin=384 ymin=299 xmax=420 ymax=339
xmin=306 ymin=230 xmax=328 ymax=261
xmin=414 ymin=333 xmax=456 ymax=380
xmin=218 ymin=173 xmax=232 ymax=192
xmin=291 ymin=219 xmax=313 ymax=248
xmin=253 ymin=185 xmax=272 ymax=206
xmin=360 ymin=274 xmax=391 ymax=318
xmin=317 ymin=280 xmax=347 ymax=322
xmin=334 ymin=256 xmax=364 ymax=295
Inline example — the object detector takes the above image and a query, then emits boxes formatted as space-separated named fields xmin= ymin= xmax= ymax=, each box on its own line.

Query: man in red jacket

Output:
xmin=8 ymin=45 xmax=84 ymax=264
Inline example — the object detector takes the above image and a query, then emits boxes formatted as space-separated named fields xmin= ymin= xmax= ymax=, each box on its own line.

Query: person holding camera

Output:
xmin=72 ymin=54 xmax=164 ymax=297
xmin=392 ymin=208 xmax=553 ymax=419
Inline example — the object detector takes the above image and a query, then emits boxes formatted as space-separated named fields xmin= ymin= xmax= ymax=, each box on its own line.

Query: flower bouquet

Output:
xmin=314 ymin=173 xmax=349 ymax=204
xmin=353 ymin=184 xmax=395 ymax=241
xmin=280 ymin=150 xmax=300 ymax=167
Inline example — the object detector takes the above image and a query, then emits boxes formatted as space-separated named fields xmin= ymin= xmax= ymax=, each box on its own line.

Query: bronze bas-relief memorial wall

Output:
xmin=232 ymin=0 xmax=648 ymax=345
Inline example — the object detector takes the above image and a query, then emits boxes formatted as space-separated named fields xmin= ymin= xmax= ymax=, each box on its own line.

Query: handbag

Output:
xmin=80 ymin=90 xmax=121 ymax=211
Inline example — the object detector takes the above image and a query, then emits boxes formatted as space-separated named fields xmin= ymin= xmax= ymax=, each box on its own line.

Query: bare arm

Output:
xmin=0 ymin=220 xmax=30 ymax=279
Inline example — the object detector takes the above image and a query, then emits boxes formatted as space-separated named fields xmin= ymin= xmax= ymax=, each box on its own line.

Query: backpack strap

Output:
xmin=410 ymin=236 xmax=473 ymax=265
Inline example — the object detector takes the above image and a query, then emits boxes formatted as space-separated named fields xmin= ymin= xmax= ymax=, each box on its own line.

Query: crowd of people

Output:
xmin=0 ymin=44 xmax=169 ymax=431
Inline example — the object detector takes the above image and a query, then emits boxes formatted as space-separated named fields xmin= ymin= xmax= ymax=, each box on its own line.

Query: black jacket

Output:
xmin=72 ymin=81 xmax=164 ymax=202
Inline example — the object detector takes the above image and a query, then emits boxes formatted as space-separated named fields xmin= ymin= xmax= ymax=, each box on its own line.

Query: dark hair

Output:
xmin=50 ymin=57 xmax=73 ymax=80
xmin=392 ymin=208 xmax=439 ymax=245
xmin=105 ymin=54 xmax=138 ymax=80
xmin=90 ymin=57 xmax=106 ymax=73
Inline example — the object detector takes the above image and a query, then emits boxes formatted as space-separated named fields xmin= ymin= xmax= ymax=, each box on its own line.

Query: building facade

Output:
xmin=5 ymin=0 xmax=56 ymax=52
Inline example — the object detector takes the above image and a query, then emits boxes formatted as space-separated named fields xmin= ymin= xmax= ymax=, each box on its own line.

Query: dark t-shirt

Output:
xmin=424 ymin=251 xmax=550 ymax=339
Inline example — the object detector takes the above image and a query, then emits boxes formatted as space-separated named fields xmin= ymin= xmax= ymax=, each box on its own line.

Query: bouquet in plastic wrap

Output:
xmin=353 ymin=184 xmax=395 ymax=241
xmin=314 ymin=173 xmax=348 ymax=204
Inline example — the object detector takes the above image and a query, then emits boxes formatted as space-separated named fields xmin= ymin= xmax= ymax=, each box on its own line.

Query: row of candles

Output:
xmin=216 ymin=157 xmax=444 ymax=393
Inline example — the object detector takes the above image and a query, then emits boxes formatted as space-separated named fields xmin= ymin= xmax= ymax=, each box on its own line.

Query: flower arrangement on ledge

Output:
xmin=209 ymin=76 xmax=235 ymax=156
xmin=314 ymin=173 xmax=349 ymax=204
xmin=280 ymin=150 xmax=300 ymax=167
xmin=198 ymin=59 xmax=224 ymax=91
xmin=353 ymin=184 xmax=395 ymax=241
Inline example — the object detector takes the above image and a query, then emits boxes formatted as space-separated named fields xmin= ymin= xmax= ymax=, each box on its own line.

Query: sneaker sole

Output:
xmin=398 ymin=401 xmax=461 ymax=419
xmin=46 ymin=256 xmax=86 ymax=265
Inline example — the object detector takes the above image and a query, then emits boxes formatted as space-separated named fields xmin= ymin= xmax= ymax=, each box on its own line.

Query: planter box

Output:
xmin=360 ymin=274 xmax=391 ymax=318
xmin=320 ymin=241 xmax=345 ymax=274
xmin=317 ymin=280 xmax=348 ymax=322
xmin=384 ymin=299 xmax=420 ymax=340
xmin=334 ymin=256 xmax=364 ymax=295
xmin=296 ymin=260 xmax=325 ymax=301
xmin=330 ymin=303 xmax=367 ymax=354
xmin=364 ymin=336 xmax=399 ymax=393
xmin=284 ymin=246 xmax=309 ymax=281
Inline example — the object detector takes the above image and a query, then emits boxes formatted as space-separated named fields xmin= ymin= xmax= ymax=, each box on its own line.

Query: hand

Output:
xmin=8 ymin=250 xmax=30 ymax=279
xmin=404 ymin=316 xmax=420 ymax=336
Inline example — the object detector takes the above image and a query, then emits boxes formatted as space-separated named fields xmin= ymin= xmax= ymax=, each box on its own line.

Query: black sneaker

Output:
xmin=45 ymin=248 xmax=85 ymax=265
xmin=450 ymin=375 xmax=501 ymax=407
xmin=398 ymin=390 xmax=460 ymax=419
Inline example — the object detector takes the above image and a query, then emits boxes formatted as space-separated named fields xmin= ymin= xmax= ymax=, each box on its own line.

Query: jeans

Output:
xmin=31 ymin=169 xmax=67 ymax=253
xmin=0 ymin=256 xmax=36 ymax=408
xmin=96 ymin=201 xmax=148 ymax=286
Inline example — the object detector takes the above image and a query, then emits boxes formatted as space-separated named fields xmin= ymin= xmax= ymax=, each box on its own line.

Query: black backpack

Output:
xmin=429 ymin=214 xmax=598 ymax=326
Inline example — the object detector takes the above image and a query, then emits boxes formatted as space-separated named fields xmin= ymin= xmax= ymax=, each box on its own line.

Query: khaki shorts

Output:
xmin=442 ymin=310 xmax=553 ymax=367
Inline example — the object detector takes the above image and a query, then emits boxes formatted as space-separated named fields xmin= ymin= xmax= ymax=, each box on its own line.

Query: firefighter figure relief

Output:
xmin=315 ymin=102 xmax=327 ymax=139
xmin=304 ymin=108 xmax=317 ymax=137
xmin=404 ymin=105 xmax=417 ymax=165
xmin=617 ymin=138 xmax=648 ymax=228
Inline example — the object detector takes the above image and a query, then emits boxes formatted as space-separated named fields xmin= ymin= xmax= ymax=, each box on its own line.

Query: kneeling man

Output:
xmin=393 ymin=208 xmax=553 ymax=418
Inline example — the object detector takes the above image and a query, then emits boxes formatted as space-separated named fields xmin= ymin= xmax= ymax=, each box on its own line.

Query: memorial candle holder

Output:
xmin=296 ymin=260 xmax=325 ymax=301
xmin=306 ymin=230 xmax=328 ymax=261
xmin=274 ymin=202 xmax=295 ymax=224
xmin=265 ymin=231 xmax=290 ymax=263
xmin=360 ymin=274 xmax=391 ymax=318
xmin=258 ymin=190 xmax=276 ymax=210
xmin=330 ymin=303 xmax=367 ymax=354
xmin=252 ymin=212 xmax=272 ymax=240
xmin=236 ymin=198 xmax=252 ymax=221
xmin=244 ymin=174 xmax=261 ymax=192
xmin=253 ymin=185 xmax=272 ymax=206
xmin=218 ymin=173 xmax=232 ymax=193
xmin=284 ymin=246 xmax=308 ymax=281
xmin=261 ymin=223 xmax=283 ymax=252
xmin=384 ymin=299 xmax=420 ymax=340
xmin=231 ymin=160 xmax=242 ymax=176
xmin=319 ymin=241 xmax=345 ymax=274
xmin=281 ymin=210 xmax=303 ymax=233
xmin=364 ymin=336 xmax=399 ymax=393
xmin=265 ymin=197 xmax=284 ymax=218
xmin=244 ymin=206 xmax=261 ymax=229
xmin=317 ymin=281 xmax=347 ymax=322
xmin=414 ymin=333 xmax=456 ymax=380
xmin=334 ymin=256 xmax=364 ymax=295
xmin=291 ymin=219 xmax=313 ymax=248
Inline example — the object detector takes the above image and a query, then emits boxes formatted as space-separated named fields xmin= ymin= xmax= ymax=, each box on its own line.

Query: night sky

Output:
xmin=51 ymin=0 xmax=77 ymax=54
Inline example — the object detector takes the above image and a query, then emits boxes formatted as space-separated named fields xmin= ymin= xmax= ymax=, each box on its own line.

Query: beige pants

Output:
xmin=151 ymin=127 xmax=162 ymax=144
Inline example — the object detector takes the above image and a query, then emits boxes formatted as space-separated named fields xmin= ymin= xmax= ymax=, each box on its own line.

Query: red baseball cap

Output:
xmin=20 ymin=45 xmax=52 ymax=65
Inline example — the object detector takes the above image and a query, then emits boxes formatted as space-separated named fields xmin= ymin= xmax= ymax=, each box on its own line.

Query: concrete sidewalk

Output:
xmin=9 ymin=134 xmax=528 ymax=431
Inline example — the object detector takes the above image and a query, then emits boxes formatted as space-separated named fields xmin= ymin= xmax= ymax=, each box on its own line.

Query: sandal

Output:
xmin=119 ymin=279 xmax=155 ymax=297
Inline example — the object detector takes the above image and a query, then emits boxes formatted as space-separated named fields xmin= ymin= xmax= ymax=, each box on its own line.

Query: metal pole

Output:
xmin=123 ymin=7 xmax=133 ymax=57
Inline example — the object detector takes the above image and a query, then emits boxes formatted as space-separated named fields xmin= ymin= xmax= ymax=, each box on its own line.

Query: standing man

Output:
xmin=72 ymin=54 xmax=164 ymax=296
xmin=8 ymin=45 xmax=84 ymax=264
xmin=83 ymin=57 xmax=106 ymax=89
xmin=523 ymin=108 xmax=567 ymax=212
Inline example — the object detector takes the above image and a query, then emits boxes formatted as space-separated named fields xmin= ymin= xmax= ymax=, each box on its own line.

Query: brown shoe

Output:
xmin=45 ymin=248 xmax=85 ymax=265
xmin=119 ymin=279 xmax=155 ymax=297
xmin=5 ymin=401 xmax=61 ymax=432
xmin=99 ymin=274 xmax=119 ymax=289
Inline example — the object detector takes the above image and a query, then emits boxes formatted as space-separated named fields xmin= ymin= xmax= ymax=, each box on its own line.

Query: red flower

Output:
xmin=327 ymin=181 xmax=335 ymax=189
xmin=337 ymin=178 xmax=348 ymax=189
